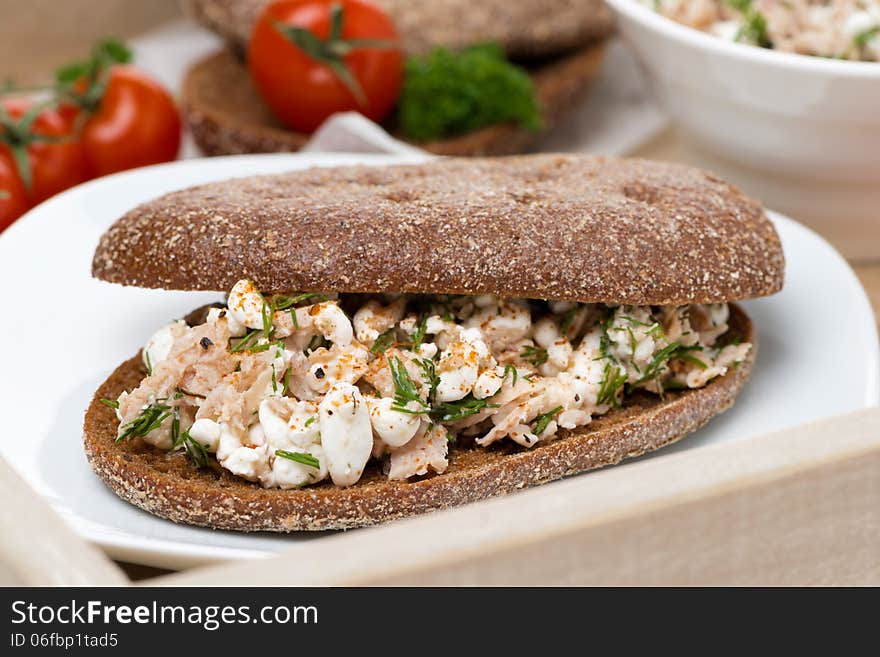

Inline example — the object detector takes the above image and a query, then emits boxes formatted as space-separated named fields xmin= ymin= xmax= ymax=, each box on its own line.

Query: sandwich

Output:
xmin=181 ymin=0 xmax=613 ymax=157
xmin=84 ymin=154 xmax=784 ymax=531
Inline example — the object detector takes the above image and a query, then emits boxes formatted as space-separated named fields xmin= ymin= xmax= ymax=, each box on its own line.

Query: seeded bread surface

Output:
xmin=92 ymin=154 xmax=785 ymax=304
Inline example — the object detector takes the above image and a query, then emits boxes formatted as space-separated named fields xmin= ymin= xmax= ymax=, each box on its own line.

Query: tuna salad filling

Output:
xmin=104 ymin=280 xmax=751 ymax=489
xmin=643 ymin=0 xmax=880 ymax=62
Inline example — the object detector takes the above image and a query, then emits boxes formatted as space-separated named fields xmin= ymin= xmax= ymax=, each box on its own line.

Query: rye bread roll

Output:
xmin=182 ymin=43 xmax=607 ymax=157
xmin=83 ymin=306 xmax=755 ymax=531
xmin=85 ymin=154 xmax=782 ymax=531
xmin=92 ymin=154 xmax=785 ymax=302
xmin=181 ymin=0 xmax=615 ymax=59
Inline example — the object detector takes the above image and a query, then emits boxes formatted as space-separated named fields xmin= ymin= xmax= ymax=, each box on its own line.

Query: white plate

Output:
xmin=0 ymin=153 xmax=876 ymax=570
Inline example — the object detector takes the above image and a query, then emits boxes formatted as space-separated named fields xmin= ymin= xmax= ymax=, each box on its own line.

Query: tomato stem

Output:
xmin=272 ymin=4 xmax=398 ymax=108
xmin=0 ymin=98 xmax=66 ymax=193
xmin=55 ymin=38 xmax=132 ymax=114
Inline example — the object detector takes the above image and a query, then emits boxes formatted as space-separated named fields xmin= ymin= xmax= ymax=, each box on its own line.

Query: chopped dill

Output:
xmin=408 ymin=313 xmax=429 ymax=350
xmin=520 ymin=345 xmax=548 ymax=367
xmin=677 ymin=352 xmax=708 ymax=370
xmin=633 ymin=342 xmax=703 ymax=386
xmin=597 ymin=363 xmax=627 ymax=408
xmin=433 ymin=396 xmax=499 ymax=423
xmin=275 ymin=449 xmax=320 ymax=469
xmin=388 ymin=356 xmax=429 ymax=414
xmin=559 ymin=306 xmax=578 ymax=334
xmin=230 ymin=329 xmax=262 ymax=353
xmin=116 ymin=400 xmax=171 ymax=443
xmin=854 ymin=26 xmax=880 ymax=49
xmin=281 ymin=366 xmax=292 ymax=396
xmin=181 ymin=430 xmax=210 ymax=468
xmin=273 ymin=292 xmax=327 ymax=309
xmin=261 ymin=300 xmax=276 ymax=340
xmin=503 ymin=362 xmax=518 ymax=387
xmin=248 ymin=339 xmax=285 ymax=354
xmin=370 ymin=328 xmax=396 ymax=354
xmin=272 ymin=292 xmax=328 ymax=330
xmin=532 ymin=406 xmax=562 ymax=436
xmin=417 ymin=357 xmax=440 ymax=405
xmin=304 ymin=334 xmax=330 ymax=354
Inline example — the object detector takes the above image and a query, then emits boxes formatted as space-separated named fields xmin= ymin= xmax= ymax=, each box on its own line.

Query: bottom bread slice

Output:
xmin=83 ymin=305 xmax=755 ymax=532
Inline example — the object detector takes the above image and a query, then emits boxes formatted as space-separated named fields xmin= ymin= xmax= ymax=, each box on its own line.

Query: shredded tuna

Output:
xmin=646 ymin=0 xmax=880 ymax=61
xmin=111 ymin=283 xmax=750 ymax=489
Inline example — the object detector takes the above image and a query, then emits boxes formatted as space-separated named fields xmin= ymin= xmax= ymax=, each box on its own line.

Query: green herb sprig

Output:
xmin=166 ymin=411 xmax=211 ymax=468
xmin=417 ymin=357 xmax=440 ymax=405
xmin=181 ymin=431 xmax=210 ymax=468
xmin=503 ymin=363 xmax=518 ymax=387
xmin=532 ymin=406 xmax=562 ymax=437
xmin=559 ymin=306 xmax=578 ymax=334
xmin=116 ymin=400 xmax=171 ymax=443
xmin=386 ymin=356 xmax=498 ymax=423
xmin=724 ymin=0 xmax=771 ymax=48
xmin=854 ymin=26 xmax=880 ymax=49
xmin=597 ymin=363 xmax=628 ymax=408
xmin=433 ymin=396 xmax=500 ymax=423
xmin=520 ymin=345 xmax=548 ymax=367
xmin=388 ymin=356 xmax=430 ymax=414
xmin=398 ymin=43 xmax=541 ymax=142
xmin=633 ymin=342 xmax=704 ymax=387
xmin=230 ymin=329 xmax=262 ymax=353
xmin=370 ymin=328 xmax=397 ymax=354
xmin=275 ymin=449 xmax=321 ymax=469
xmin=409 ymin=314 xmax=429 ymax=350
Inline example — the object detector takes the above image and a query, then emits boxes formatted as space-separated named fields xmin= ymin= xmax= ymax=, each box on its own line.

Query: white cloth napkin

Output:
xmin=131 ymin=19 xmax=668 ymax=158
xmin=302 ymin=112 xmax=426 ymax=155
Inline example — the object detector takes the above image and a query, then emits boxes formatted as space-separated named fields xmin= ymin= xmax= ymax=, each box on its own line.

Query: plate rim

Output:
xmin=1 ymin=151 xmax=877 ymax=569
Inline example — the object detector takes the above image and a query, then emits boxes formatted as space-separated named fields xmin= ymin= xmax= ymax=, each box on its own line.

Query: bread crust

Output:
xmin=82 ymin=305 xmax=755 ymax=532
xmin=182 ymin=44 xmax=606 ymax=157
xmin=92 ymin=153 xmax=784 ymax=305
xmin=181 ymin=0 xmax=614 ymax=59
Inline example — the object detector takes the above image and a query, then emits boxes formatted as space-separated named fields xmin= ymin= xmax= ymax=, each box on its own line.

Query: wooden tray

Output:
xmin=3 ymin=408 xmax=879 ymax=585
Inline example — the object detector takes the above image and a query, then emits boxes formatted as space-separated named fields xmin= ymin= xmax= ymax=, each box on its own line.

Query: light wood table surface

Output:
xmin=2 ymin=2 xmax=877 ymax=581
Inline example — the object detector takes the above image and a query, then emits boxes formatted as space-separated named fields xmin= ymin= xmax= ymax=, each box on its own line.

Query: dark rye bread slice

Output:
xmin=83 ymin=305 xmax=755 ymax=531
xmin=92 ymin=154 xmax=785 ymax=304
xmin=183 ymin=43 xmax=607 ymax=157
xmin=182 ymin=0 xmax=614 ymax=59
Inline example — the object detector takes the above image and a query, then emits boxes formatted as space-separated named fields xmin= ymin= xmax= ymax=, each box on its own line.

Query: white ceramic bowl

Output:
xmin=605 ymin=0 xmax=880 ymax=184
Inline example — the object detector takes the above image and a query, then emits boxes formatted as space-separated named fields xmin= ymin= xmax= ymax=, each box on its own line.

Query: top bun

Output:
xmin=182 ymin=0 xmax=614 ymax=58
xmin=93 ymin=155 xmax=784 ymax=304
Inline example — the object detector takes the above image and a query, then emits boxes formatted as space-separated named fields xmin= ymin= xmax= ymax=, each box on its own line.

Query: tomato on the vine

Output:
xmin=57 ymin=41 xmax=181 ymax=177
xmin=0 ymin=99 xmax=87 ymax=206
xmin=72 ymin=66 xmax=181 ymax=177
xmin=0 ymin=150 xmax=29 ymax=232
xmin=0 ymin=39 xmax=183 ymax=233
xmin=249 ymin=0 xmax=403 ymax=133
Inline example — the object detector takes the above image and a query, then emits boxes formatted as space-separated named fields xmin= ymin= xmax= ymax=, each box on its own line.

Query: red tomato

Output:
xmin=0 ymin=150 xmax=29 ymax=232
xmin=72 ymin=66 xmax=181 ymax=177
xmin=1 ymin=99 xmax=87 ymax=206
xmin=249 ymin=0 xmax=403 ymax=133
